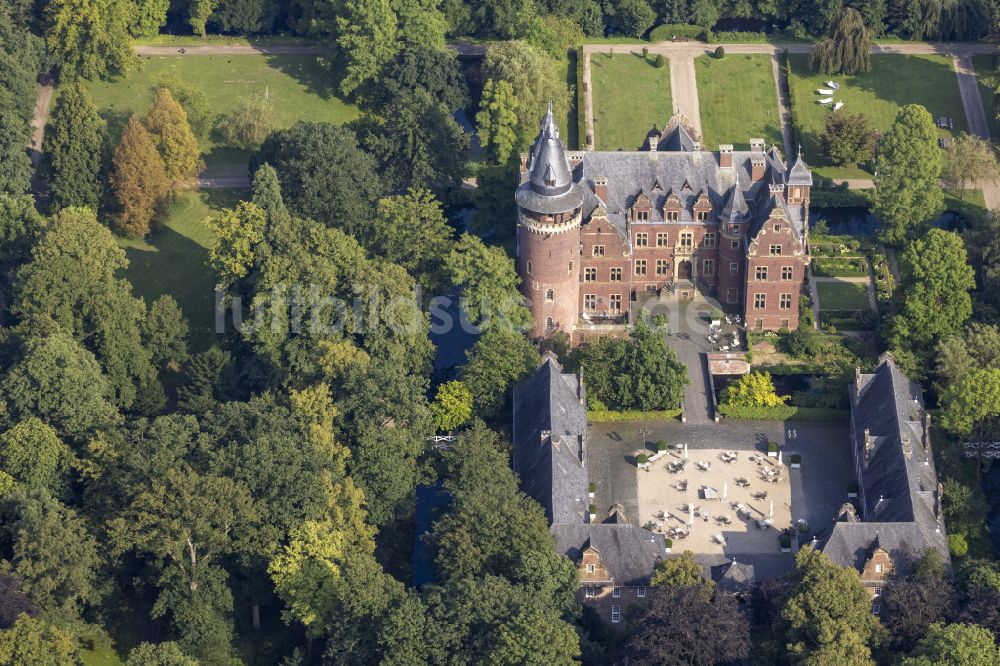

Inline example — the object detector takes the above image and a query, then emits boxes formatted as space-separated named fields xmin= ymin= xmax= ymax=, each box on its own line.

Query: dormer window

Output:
xmin=587 ymin=564 xmax=595 ymax=573
xmin=666 ymin=210 xmax=679 ymax=222
xmin=696 ymin=210 xmax=709 ymax=221
xmin=634 ymin=209 xmax=649 ymax=222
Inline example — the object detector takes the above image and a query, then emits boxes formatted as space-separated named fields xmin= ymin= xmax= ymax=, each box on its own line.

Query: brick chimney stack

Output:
xmin=719 ymin=144 xmax=733 ymax=169
xmin=750 ymin=155 xmax=766 ymax=182
xmin=593 ymin=176 xmax=608 ymax=203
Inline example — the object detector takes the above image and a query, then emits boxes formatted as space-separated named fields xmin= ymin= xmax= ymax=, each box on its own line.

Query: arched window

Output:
xmin=545 ymin=288 xmax=554 ymax=302
xmin=545 ymin=317 xmax=555 ymax=332
xmin=526 ymin=260 xmax=532 ymax=274
xmin=568 ymin=261 xmax=574 ymax=274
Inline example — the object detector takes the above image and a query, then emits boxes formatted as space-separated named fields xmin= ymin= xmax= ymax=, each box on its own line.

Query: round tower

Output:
xmin=515 ymin=104 xmax=584 ymax=339
xmin=718 ymin=174 xmax=749 ymax=308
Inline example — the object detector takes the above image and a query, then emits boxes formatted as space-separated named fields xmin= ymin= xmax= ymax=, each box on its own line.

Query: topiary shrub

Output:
xmin=642 ymin=47 xmax=649 ymax=59
xmin=790 ymin=453 xmax=802 ymax=464
xmin=665 ymin=538 xmax=673 ymax=550
xmin=848 ymin=481 xmax=859 ymax=495
xmin=656 ymin=440 xmax=668 ymax=452
xmin=589 ymin=503 xmax=597 ymax=515
xmin=767 ymin=441 xmax=778 ymax=454
xmin=654 ymin=54 xmax=666 ymax=68
xmin=589 ymin=482 xmax=597 ymax=493
xmin=636 ymin=453 xmax=649 ymax=465
xmin=715 ymin=45 xmax=725 ymax=59
xmin=779 ymin=535 xmax=792 ymax=549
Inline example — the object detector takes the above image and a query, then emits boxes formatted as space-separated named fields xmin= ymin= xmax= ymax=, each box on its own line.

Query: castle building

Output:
xmin=515 ymin=107 xmax=813 ymax=341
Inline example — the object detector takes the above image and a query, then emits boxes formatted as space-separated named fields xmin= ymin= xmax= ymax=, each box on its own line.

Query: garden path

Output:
xmin=668 ymin=55 xmax=702 ymax=137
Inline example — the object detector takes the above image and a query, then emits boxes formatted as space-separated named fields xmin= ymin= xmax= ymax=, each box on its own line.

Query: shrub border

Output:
xmin=588 ymin=408 xmax=683 ymax=423
xmin=717 ymin=404 xmax=849 ymax=421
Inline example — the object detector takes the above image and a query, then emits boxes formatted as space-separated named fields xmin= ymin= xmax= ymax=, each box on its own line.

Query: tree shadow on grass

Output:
xmin=262 ymin=52 xmax=340 ymax=101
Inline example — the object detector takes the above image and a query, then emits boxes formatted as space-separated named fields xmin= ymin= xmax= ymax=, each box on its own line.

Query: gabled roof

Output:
xmin=823 ymin=354 xmax=950 ymax=573
xmin=660 ymin=124 xmax=696 ymax=152
xmin=552 ymin=523 xmax=666 ymax=585
xmin=512 ymin=357 xmax=589 ymax=525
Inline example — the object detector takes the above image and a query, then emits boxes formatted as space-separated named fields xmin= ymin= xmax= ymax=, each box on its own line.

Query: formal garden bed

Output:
xmin=694 ymin=54 xmax=782 ymax=150
xmin=587 ymin=408 xmax=683 ymax=423
xmin=80 ymin=54 xmax=360 ymax=170
xmin=816 ymin=280 xmax=869 ymax=309
xmin=590 ymin=52 xmax=671 ymax=151
xmin=810 ymin=256 xmax=868 ymax=277
xmin=786 ymin=54 xmax=967 ymax=180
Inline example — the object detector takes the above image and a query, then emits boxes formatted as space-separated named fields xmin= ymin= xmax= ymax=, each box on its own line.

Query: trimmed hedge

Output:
xmin=649 ymin=23 xmax=711 ymax=42
xmin=809 ymin=188 xmax=873 ymax=209
xmin=713 ymin=30 xmax=767 ymax=43
xmin=820 ymin=309 xmax=876 ymax=331
xmin=811 ymin=257 xmax=868 ymax=277
xmin=588 ymin=408 xmax=683 ymax=422
xmin=576 ymin=47 xmax=587 ymax=148
xmin=717 ymin=404 xmax=849 ymax=421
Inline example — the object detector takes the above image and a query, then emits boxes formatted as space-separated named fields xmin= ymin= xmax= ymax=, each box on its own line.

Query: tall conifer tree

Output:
xmin=110 ymin=115 xmax=169 ymax=237
xmin=45 ymin=83 xmax=108 ymax=212
xmin=145 ymin=87 xmax=203 ymax=188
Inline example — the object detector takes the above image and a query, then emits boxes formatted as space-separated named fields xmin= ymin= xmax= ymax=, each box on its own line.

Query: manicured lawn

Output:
xmin=787 ymin=54 xmax=966 ymax=180
xmin=119 ymin=189 xmax=246 ymax=352
xmin=133 ymin=34 xmax=322 ymax=47
xmin=972 ymin=54 xmax=1000 ymax=142
xmin=591 ymin=52 xmax=671 ymax=151
xmin=695 ymin=54 xmax=782 ymax=150
xmin=816 ymin=280 xmax=870 ymax=310
xmin=78 ymin=55 xmax=360 ymax=170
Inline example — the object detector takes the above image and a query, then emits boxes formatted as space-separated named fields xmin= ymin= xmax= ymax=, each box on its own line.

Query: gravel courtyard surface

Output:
xmin=587 ymin=418 xmax=854 ymax=579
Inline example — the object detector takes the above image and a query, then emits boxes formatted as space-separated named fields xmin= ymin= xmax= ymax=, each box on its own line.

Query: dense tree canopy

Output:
xmin=810 ymin=7 xmax=872 ymax=75
xmin=43 ymin=84 xmax=108 ymax=212
xmin=872 ymin=105 xmax=944 ymax=244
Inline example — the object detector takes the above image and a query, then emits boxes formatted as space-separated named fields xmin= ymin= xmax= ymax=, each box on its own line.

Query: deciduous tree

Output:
xmin=872 ymin=105 xmax=943 ymax=244
xmin=0 ymin=419 xmax=73 ymax=496
xmin=616 ymin=0 xmax=656 ymax=37
xmin=810 ymin=7 xmax=872 ymax=74
xmin=371 ymin=187 xmax=454 ymax=292
xmin=942 ymin=132 xmax=998 ymax=194
xmin=821 ymin=112 xmax=876 ymax=166
xmin=110 ymin=115 xmax=170 ymax=237
xmin=129 ymin=0 xmax=170 ymax=37
xmin=219 ymin=95 xmax=275 ymax=150
xmin=650 ymin=550 xmax=711 ymax=593
xmin=336 ymin=0 xmax=400 ymax=96
xmin=773 ymin=548 xmax=885 ymax=665
xmin=145 ymin=87 xmax=203 ymax=188
xmin=939 ymin=368 xmax=1000 ymax=437
xmin=431 ymin=380 xmax=473 ymax=432
xmin=44 ymin=0 xmax=137 ymax=80
xmin=901 ymin=622 xmax=1000 ymax=666
xmin=44 ymin=83 xmax=108 ymax=212
xmin=207 ymin=201 xmax=267 ymax=285
xmin=0 ymin=614 xmax=81 ymax=666
xmin=447 ymin=233 xmax=530 ymax=327
xmin=721 ymin=371 xmax=789 ymax=408
xmin=620 ymin=584 xmax=751 ymax=665
xmin=125 ymin=642 xmax=198 ymax=666
xmin=144 ymin=295 xmax=190 ymax=367
xmin=483 ymin=41 xmax=570 ymax=145
xmin=888 ymin=229 xmax=975 ymax=357
xmin=462 ymin=325 xmax=540 ymax=417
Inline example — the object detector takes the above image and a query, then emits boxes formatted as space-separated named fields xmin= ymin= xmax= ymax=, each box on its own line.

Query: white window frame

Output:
xmin=637 ymin=586 xmax=646 ymax=598
xmin=585 ymin=586 xmax=596 ymax=598
xmin=586 ymin=563 xmax=595 ymax=573
xmin=611 ymin=605 xmax=621 ymax=623
xmin=612 ymin=587 xmax=621 ymax=598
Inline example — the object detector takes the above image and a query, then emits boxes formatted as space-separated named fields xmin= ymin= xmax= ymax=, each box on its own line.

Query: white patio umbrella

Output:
xmin=683 ymin=443 xmax=689 ymax=460
xmin=722 ymin=482 xmax=728 ymax=500
xmin=769 ymin=499 xmax=774 ymax=519
xmin=689 ymin=504 xmax=695 ymax=525
xmin=778 ymin=450 xmax=782 ymax=465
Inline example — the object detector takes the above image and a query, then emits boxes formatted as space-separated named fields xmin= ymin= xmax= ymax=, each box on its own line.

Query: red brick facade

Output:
xmin=516 ymin=113 xmax=813 ymax=342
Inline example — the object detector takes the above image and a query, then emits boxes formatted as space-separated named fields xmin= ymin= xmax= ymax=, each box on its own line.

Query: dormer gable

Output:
xmin=630 ymin=191 xmax=652 ymax=222
xmin=692 ymin=190 xmax=712 ymax=222
xmin=579 ymin=544 xmax=614 ymax=584
xmin=860 ymin=539 xmax=893 ymax=581
xmin=664 ymin=191 xmax=682 ymax=221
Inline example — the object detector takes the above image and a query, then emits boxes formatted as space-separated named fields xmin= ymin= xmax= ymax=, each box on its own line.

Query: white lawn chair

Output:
xmin=833 ymin=101 xmax=844 ymax=111
xmin=818 ymin=97 xmax=833 ymax=105
xmin=816 ymin=88 xmax=833 ymax=95
xmin=827 ymin=81 xmax=840 ymax=89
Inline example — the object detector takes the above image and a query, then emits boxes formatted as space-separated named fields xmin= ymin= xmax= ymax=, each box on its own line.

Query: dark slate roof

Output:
xmin=822 ymin=354 xmax=949 ymax=571
xmin=512 ymin=358 xmax=589 ymax=525
xmin=552 ymin=523 xmax=666 ymax=586
xmin=516 ymin=105 xmax=584 ymax=215
xmin=720 ymin=176 xmax=749 ymax=224
xmin=712 ymin=559 xmax=756 ymax=593
xmin=660 ymin=123 xmax=696 ymax=152
xmin=788 ymin=147 xmax=814 ymax=186
xmin=822 ymin=522 xmax=943 ymax=575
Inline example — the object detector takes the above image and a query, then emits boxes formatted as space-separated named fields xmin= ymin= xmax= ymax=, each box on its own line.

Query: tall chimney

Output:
xmin=594 ymin=176 xmax=608 ymax=203
xmin=749 ymin=138 xmax=765 ymax=152
xmin=750 ymin=155 xmax=766 ymax=182
xmin=719 ymin=144 xmax=733 ymax=169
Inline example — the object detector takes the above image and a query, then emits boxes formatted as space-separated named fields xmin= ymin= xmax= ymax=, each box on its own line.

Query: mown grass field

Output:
xmin=78 ymin=54 xmax=360 ymax=170
xmin=119 ymin=189 xmax=246 ymax=352
xmin=591 ymin=52 xmax=672 ymax=151
xmin=816 ymin=280 xmax=870 ymax=310
xmin=787 ymin=54 xmax=966 ymax=180
xmin=695 ymin=54 xmax=782 ymax=150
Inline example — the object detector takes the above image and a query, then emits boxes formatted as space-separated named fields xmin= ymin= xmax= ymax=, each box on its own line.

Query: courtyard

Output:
xmin=587 ymin=419 xmax=854 ymax=579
